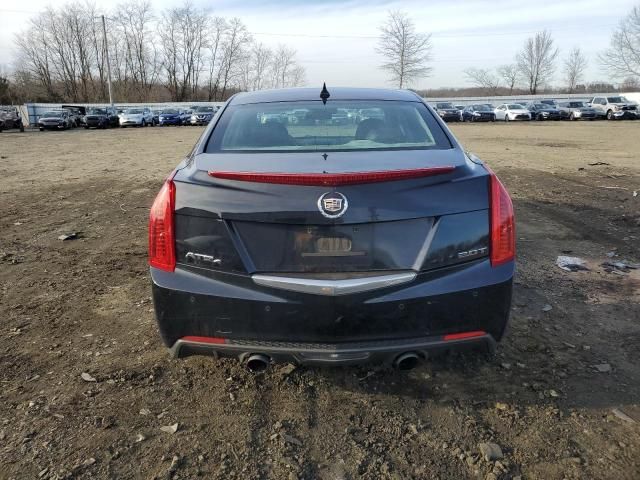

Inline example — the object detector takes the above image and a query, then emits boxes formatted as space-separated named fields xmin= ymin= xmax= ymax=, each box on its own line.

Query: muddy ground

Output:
xmin=1 ymin=121 xmax=639 ymax=480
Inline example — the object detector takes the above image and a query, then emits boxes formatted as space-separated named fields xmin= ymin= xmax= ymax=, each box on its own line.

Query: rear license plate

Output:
xmin=302 ymin=237 xmax=364 ymax=257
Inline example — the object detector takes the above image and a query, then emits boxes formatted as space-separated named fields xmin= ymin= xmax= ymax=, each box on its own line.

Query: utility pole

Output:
xmin=101 ymin=15 xmax=114 ymax=106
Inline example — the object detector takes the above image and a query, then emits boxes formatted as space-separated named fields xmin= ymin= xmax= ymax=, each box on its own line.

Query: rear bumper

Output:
xmin=151 ymin=258 xmax=514 ymax=364
xmin=171 ymin=332 xmax=496 ymax=366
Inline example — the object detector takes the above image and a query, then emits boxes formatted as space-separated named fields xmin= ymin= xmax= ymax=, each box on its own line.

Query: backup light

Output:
xmin=486 ymin=166 xmax=515 ymax=267
xmin=148 ymin=173 xmax=176 ymax=271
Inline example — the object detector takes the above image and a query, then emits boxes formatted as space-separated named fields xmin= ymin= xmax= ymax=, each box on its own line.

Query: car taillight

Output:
xmin=149 ymin=175 xmax=176 ymax=272
xmin=487 ymin=167 xmax=515 ymax=267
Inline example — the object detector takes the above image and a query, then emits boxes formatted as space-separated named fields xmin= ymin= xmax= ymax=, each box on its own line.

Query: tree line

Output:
xmin=8 ymin=1 xmax=305 ymax=104
xmin=461 ymin=6 xmax=640 ymax=96
xmin=2 ymin=4 xmax=640 ymax=105
xmin=373 ymin=8 xmax=640 ymax=96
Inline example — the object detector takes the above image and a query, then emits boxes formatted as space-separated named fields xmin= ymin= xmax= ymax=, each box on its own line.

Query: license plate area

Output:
xmin=233 ymin=219 xmax=432 ymax=273
xmin=302 ymin=236 xmax=364 ymax=257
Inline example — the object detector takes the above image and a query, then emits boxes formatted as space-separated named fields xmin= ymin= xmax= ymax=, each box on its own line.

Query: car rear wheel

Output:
xmin=504 ymin=115 xmax=509 ymax=122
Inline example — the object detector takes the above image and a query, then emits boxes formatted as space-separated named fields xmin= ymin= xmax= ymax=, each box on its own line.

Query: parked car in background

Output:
xmin=556 ymin=101 xmax=598 ymax=121
xmin=84 ymin=107 xmax=119 ymax=129
xmin=0 ymin=107 xmax=25 ymax=132
xmin=589 ymin=96 xmax=639 ymax=120
xmin=148 ymin=87 xmax=515 ymax=370
xmin=62 ymin=105 xmax=86 ymax=127
xmin=158 ymin=108 xmax=184 ymax=126
xmin=152 ymin=109 xmax=162 ymax=125
xmin=462 ymin=104 xmax=496 ymax=122
xmin=180 ymin=109 xmax=193 ymax=125
xmin=455 ymin=105 xmax=465 ymax=113
xmin=38 ymin=110 xmax=74 ymax=131
xmin=119 ymin=107 xmax=155 ymax=127
xmin=525 ymin=103 xmax=562 ymax=121
xmin=494 ymin=104 xmax=531 ymax=122
xmin=189 ymin=106 xmax=217 ymax=126
xmin=539 ymin=99 xmax=557 ymax=106
xmin=434 ymin=102 xmax=462 ymax=122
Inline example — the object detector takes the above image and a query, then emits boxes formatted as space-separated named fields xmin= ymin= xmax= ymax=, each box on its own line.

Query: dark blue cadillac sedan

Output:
xmin=149 ymin=87 xmax=515 ymax=371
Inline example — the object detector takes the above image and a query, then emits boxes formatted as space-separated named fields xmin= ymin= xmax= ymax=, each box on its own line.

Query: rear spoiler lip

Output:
xmin=207 ymin=167 xmax=456 ymax=186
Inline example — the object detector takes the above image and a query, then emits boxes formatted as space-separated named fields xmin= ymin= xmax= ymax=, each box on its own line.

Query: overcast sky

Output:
xmin=0 ymin=0 xmax=636 ymax=89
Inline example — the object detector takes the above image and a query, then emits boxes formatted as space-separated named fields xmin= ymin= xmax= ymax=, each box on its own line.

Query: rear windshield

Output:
xmin=436 ymin=102 xmax=454 ymax=109
xmin=472 ymin=105 xmax=492 ymax=111
xmin=206 ymin=100 xmax=451 ymax=152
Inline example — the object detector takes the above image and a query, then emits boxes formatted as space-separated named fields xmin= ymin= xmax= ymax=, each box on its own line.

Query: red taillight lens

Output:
xmin=487 ymin=167 xmax=515 ymax=267
xmin=148 ymin=178 xmax=176 ymax=272
xmin=443 ymin=330 xmax=486 ymax=341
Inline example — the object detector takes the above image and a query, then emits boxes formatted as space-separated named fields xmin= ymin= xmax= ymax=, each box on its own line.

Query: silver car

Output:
xmin=119 ymin=108 xmax=155 ymax=127
xmin=556 ymin=101 xmax=598 ymax=121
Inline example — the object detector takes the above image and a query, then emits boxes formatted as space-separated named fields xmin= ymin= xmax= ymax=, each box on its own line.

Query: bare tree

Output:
xmin=218 ymin=18 xmax=251 ymax=100
xmin=563 ymin=47 xmax=588 ymax=93
xmin=376 ymin=10 xmax=432 ymax=88
xmin=205 ymin=16 xmax=227 ymax=101
xmin=464 ymin=67 xmax=500 ymax=94
xmin=516 ymin=30 xmax=559 ymax=94
xmin=11 ymin=0 xmax=305 ymax=102
xmin=497 ymin=64 xmax=519 ymax=94
xmin=158 ymin=2 xmax=209 ymax=101
xmin=599 ymin=6 xmax=640 ymax=78
xmin=113 ymin=1 xmax=160 ymax=101
xmin=250 ymin=42 xmax=272 ymax=90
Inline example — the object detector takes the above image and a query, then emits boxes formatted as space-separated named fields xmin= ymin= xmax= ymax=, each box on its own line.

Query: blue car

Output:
xmin=158 ymin=109 xmax=184 ymax=126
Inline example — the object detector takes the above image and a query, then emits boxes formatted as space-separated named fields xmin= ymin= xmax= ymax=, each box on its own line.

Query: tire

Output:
xmin=606 ymin=110 xmax=613 ymax=120
xmin=19 ymin=125 xmax=24 ymax=132
xmin=537 ymin=114 xmax=544 ymax=121
xmin=569 ymin=113 xmax=575 ymax=121
xmin=84 ymin=126 xmax=89 ymax=129
xmin=504 ymin=115 xmax=509 ymax=123
xmin=141 ymin=120 xmax=146 ymax=127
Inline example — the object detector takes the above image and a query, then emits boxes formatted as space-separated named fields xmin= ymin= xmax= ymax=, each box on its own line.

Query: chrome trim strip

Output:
xmin=413 ymin=217 xmax=439 ymax=271
xmin=252 ymin=271 xmax=417 ymax=296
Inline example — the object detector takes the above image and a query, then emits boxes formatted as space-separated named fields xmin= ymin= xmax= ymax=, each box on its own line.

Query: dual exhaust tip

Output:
xmin=243 ymin=352 xmax=421 ymax=372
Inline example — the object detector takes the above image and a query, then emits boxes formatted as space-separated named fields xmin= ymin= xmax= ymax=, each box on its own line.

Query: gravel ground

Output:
xmin=0 ymin=121 xmax=639 ymax=480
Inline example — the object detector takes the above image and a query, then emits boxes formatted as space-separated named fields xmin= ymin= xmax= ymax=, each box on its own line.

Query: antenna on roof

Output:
xmin=320 ymin=83 xmax=330 ymax=104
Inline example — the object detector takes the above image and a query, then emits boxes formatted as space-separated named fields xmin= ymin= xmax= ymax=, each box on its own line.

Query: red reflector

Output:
xmin=486 ymin=165 xmax=515 ymax=267
xmin=208 ymin=167 xmax=455 ymax=186
xmin=148 ymin=175 xmax=176 ymax=272
xmin=182 ymin=336 xmax=226 ymax=344
xmin=443 ymin=330 xmax=486 ymax=341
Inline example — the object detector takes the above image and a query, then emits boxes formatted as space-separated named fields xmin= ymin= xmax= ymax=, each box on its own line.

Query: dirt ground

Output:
xmin=1 ymin=121 xmax=639 ymax=480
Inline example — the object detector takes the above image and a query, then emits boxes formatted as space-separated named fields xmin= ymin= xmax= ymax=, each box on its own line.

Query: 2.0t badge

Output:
xmin=317 ymin=192 xmax=348 ymax=218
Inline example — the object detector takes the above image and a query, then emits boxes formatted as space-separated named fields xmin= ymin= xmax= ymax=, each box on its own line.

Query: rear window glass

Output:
xmin=206 ymin=100 xmax=451 ymax=152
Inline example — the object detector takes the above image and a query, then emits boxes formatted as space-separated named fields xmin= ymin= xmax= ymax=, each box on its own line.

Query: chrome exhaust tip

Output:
xmin=246 ymin=354 xmax=270 ymax=373
xmin=393 ymin=352 xmax=420 ymax=370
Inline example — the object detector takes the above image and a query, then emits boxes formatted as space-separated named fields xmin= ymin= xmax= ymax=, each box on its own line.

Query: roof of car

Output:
xmin=230 ymin=87 xmax=422 ymax=105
